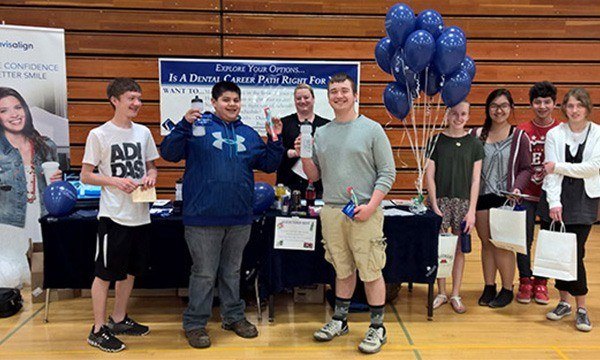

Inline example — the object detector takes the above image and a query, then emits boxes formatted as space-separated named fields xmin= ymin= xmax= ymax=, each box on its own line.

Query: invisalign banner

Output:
xmin=0 ymin=24 xmax=69 ymax=166
xmin=159 ymin=58 xmax=360 ymax=135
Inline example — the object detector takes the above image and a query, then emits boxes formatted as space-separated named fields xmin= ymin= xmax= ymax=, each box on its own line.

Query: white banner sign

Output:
xmin=158 ymin=58 xmax=360 ymax=135
xmin=0 ymin=24 xmax=69 ymax=165
xmin=274 ymin=216 xmax=317 ymax=251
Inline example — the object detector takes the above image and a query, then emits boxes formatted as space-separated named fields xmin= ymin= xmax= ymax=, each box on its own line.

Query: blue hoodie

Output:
xmin=161 ymin=113 xmax=284 ymax=226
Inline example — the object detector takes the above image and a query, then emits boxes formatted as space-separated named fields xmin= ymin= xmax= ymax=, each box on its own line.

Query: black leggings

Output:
xmin=540 ymin=221 xmax=591 ymax=297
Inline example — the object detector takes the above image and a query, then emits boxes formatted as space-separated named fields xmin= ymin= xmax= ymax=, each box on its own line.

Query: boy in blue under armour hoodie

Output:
xmin=161 ymin=81 xmax=283 ymax=349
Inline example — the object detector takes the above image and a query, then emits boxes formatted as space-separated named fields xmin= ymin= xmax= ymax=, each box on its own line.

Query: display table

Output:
xmin=40 ymin=207 xmax=441 ymax=321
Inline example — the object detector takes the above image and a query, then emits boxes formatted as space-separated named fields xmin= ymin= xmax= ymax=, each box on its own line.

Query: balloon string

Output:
xmin=423 ymin=98 xmax=449 ymax=177
xmin=409 ymin=103 xmax=421 ymax=195
xmin=397 ymin=133 xmax=409 ymax=168
xmin=385 ymin=110 xmax=410 ymax=169
xmin=400 ymin=111 xmax=421 ymax=194
xmin=421 ymin=67 xmax=429 ymax=165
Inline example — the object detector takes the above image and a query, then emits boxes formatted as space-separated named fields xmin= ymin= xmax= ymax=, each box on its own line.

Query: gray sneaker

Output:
xmin=546 ymin=301 xmax=572 ymax=321
xmin=575 ymin=308 xmax=592 ymax=332
xmin=313 ymin=319 xmax=348 ymax=341
xmin=358 ymin=326 xmax=387 ymax=354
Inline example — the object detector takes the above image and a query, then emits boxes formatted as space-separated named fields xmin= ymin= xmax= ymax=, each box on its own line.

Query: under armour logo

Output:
xmin=212 ymin=132 xmax=247 ymax=152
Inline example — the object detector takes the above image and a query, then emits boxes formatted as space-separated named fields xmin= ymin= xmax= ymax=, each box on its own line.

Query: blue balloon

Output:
xmin=404 ymin=30 xmax=436 ymax=73
xmin=383 ymin=82 xmax=411 ymax=120
xmin=444 ymin=26 xmax=466 ymax=39
xmin=434 ymin=29 xmax=467 ymax=75
xmin=385 ymin=3 xmax=416 ymax=48
xmin=441 ymin=69 xmax=472 ymax=107
xmin=374 ymin=37 xmax=395 ymax=74
xmin=460 ymin=55 xmax=476 ymax=80
xmin=43 ymin=181 xmax=77 ymax=217
xmin=416 ymin=9 xmax=444 ymax=39
xmin=253 ymin=182 xmax=275 ymax=215
xmin=390 ymin=48 xmax=418 ymax=95
xmin=419 ymin=67 xmax=443 ymax=96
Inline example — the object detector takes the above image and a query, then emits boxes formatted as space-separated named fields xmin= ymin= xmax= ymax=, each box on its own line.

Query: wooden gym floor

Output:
xmin=1 ymin=227 xmax=599 ymax=359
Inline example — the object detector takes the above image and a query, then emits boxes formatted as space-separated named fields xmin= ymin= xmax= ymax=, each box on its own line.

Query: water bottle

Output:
xmin=292 ymin=190 xmax=302 ymax=211
xmin=191 ymin=96 xmax=205 ymax=137
xmin=300 ymin=123 xmax=313 ymax=158
xmin=460 ymin=220 xmax=472 ymax=253
xmin=305 ymin=181 xmax=316 ymax=207
xmin=264 ymin=107 xmax=273 ymax=128
xmin=275 ymin=183 xmax=286 ymax=210
xmin=175 ymin=178 xmax=183 ymax=201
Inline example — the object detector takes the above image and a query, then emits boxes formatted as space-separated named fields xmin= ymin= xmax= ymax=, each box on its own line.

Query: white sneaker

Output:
xmin=358 ymin=326 xmax=387 ymax=354
xmin=313 ymin=319 xmax=348 ymax=341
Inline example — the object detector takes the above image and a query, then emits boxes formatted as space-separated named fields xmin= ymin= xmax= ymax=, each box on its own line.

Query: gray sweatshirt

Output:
xmin=312 ymin=115 xmax=396 ymax=206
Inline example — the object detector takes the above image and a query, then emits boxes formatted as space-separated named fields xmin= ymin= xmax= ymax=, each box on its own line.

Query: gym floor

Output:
xmin=1 ymin=227 xmax=599 ymax=359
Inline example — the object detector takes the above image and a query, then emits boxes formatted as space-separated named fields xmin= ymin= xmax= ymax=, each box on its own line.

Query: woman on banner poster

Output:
xmin=0 ymin=87 xmax=61 ymax=288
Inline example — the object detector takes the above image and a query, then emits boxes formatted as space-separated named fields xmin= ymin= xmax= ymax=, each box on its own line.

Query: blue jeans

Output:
xmin=183 ymin=225 xmax=251 ymax=331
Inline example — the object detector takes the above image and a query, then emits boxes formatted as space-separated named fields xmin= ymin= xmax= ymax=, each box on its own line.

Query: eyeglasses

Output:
xmin=490 ymin=103 xmax=511 ymax=111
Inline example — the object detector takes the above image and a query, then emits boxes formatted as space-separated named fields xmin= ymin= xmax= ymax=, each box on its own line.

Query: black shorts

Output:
xmin=94 ymin=217 xmax=150 ymax=282
xmin=476 ymin=193 xmax=507 ymax=211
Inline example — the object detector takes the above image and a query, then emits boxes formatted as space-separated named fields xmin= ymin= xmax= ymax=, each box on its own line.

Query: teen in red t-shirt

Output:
xmin=515 ymin=81 xmax=561 ymax=305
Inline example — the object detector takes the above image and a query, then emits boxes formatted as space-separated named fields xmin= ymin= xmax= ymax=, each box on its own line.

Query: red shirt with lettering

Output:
xmin=517 ymin=119 xmax=561 ymax=199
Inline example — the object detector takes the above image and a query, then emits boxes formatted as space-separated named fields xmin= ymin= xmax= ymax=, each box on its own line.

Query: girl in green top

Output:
xmin=426 ymin=101 xmax=485 ymax=314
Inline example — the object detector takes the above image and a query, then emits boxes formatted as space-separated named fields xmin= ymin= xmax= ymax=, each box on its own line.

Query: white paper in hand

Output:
xmin=132 ymin=187 xmax=157 ymax=203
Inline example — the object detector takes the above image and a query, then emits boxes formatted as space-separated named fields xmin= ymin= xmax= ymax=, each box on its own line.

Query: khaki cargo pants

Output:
xmin=320 ymin=205 xmax=387 ymax=282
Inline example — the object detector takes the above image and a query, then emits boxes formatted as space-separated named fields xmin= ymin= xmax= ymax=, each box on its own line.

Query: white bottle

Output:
xmin=300 ymin=124 xmax=313 ymax=158
xmin=191 ymin=96 xmax=205 ymax=137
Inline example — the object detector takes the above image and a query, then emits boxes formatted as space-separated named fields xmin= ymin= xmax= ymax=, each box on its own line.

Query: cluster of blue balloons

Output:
xmin=375 ymin=4 xmax=476 ymax=120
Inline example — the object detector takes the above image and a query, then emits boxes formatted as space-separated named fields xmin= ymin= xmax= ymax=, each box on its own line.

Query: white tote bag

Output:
xmin=437 ymin=233 xmax=458 ymax=278
xmin=489 ymin=202 xmax=527 ymax=254
xmin=533 ymin=222 xmax=578 ymax=281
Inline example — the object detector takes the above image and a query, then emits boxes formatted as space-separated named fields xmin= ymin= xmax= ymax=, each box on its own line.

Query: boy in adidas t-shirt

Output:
xmin=81 ymin=78 xmax=160 ymax=352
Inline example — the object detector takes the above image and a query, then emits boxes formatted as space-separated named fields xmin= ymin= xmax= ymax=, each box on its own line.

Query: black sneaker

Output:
xmin=478 ymin=284 xmax=497 ymax=306
xmin=87 ymin=325 xmax=126 ymax=353
xmin=546 ymin=301 xmax=572 ymax=321
xmin=489 ymin=287 xmax=514 ymax=308
xmin=107 ymin=315 xmax=150 ymax=336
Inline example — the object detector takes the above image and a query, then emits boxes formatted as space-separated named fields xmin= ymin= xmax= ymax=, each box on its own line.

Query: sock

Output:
xmin=369 ymin=304 xmax=385 ymax=328
xmin=333 ymin=297 xmax=351 ymax=322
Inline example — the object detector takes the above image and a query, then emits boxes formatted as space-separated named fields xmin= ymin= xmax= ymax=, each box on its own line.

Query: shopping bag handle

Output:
xmin=549 ymin=221 xmax=566 ymax=233
xmin=501 ymin=198 xmax=517 ymax=209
